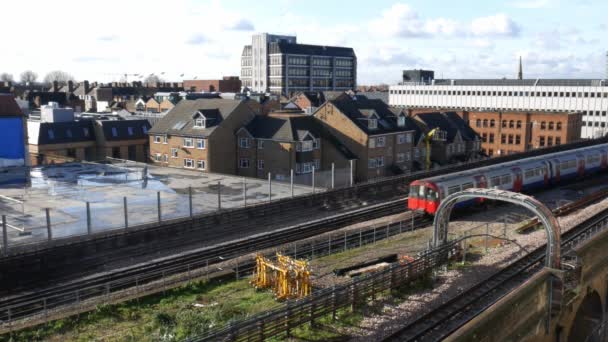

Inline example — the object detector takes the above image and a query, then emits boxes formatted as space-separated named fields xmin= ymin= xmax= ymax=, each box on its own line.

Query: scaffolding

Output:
xmin=252 ymin=253 xmax=311 ymax=300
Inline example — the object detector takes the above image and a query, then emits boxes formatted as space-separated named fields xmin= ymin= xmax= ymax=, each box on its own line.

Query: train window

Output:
xmin=418 ymin=186 xmax=426 ymax=198
xmin=524 ymin=169 xmax=535 ymax=178
xmin=461 ymin=182 xmax=474 ymax=190
xmin=426 ymin=189 xmax=439 ymax=200
xmin=490 ymin=176 xmax=501 ymax=187
xmin=587 ymin=154 xmax=600 ymax=164
xmin=409 ymin=186 xmax=419 ymax=198
xmin=447 ymin=185 xmax=460 ymax=195
xmin=501 ymin=175 xmax=512 ymax=184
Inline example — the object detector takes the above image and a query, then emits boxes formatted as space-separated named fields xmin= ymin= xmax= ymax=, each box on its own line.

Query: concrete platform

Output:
xmin=0 ymin=162 xmax=315 ymax=245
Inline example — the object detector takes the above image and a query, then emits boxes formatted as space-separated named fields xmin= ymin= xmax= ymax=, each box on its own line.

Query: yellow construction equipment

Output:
xmin=424 ymin=128 xmax=439 ymax=171
xmin=252 ymin=253 xmax=311 ymax=300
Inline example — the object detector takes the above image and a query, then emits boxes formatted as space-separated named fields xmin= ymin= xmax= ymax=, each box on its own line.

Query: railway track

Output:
xmin=0 ymin=198 xmax=411 ymax=330
xmin=383 ymin=205 xmax=608 ymax=341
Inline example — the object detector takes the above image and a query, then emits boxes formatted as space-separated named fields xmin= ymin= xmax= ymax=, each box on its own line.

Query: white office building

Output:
xmin=389 ymin=79 xmax=608 ymax=138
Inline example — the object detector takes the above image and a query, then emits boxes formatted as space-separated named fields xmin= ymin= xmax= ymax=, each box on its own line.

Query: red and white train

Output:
xmin=408 ymin=144 xmax=608 ymax=215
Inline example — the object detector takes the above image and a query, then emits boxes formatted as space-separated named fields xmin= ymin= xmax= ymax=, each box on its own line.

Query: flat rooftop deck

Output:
xmin=0 ymin=161 xmax=316 ymax=245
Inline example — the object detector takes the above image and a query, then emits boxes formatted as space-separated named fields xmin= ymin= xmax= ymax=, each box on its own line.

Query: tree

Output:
xmin=144 ymin=75 xmax=164 ymax=84
xmin=0 ymin=73 xmax=14 ymax=82
xmin=43 ymin=70 xmax=75 ymax=86
xmin=20 ymin=70 xmax=38 ymax=83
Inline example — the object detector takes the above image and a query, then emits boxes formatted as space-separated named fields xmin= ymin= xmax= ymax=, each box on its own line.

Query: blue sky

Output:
xmin=3 ymin=0 xmax=607 ymax=84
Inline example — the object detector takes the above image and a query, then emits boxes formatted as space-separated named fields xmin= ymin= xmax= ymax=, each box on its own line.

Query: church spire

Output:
xmin=518 ymin=56 xmax=523 ymax=80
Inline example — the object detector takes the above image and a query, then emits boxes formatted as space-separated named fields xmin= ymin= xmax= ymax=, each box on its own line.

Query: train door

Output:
xmin=541 ymin=161 xmax=550 ymax=186
xmin=553 ymin=159 xmax=561 ymax=184
xmin=577 ymin=154 xmax=585 ymax=177
xmin=512 ymin=168 xmax=523 ymax=192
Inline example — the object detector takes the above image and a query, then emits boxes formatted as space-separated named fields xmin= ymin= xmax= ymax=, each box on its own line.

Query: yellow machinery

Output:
xmin=252 ymin=253 xmax=311 ymax=300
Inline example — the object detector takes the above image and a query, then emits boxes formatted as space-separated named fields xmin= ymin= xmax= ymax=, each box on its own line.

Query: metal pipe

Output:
xmin=124 ymin=197 xmax=128 ymax=228
xmin=331 ymin=163 xmax=335 ymax=189
xmin=268 ymin=173 xmax=272 ymax=202
xmin=2 ymin=215 xmax=7 ymax=256
xmin=243 ymin=177 xmax=247 ymax=206
xmin=290 ymin=169 xmax=294 ymax=197
xmin=86 ymin=202 xmax=91 ymax=234
xmin=157 ymin=191 xmax=161 ymax=223
xmin=45 ymin=208 xmax=52 ymax=240
xmin=217 ymin=181 xmax=221 ymax=210
xmin=188 ymin=186 xmax=193 ymax=218
xmin=312 ymin=167 xmax=315 ymax=193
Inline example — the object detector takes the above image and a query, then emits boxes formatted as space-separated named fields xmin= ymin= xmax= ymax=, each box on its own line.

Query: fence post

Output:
xmin=157 ymin=191 xmax=161 ymax=223
xmin=243 ymin=177 xmax=247 ymax=207
xmin=2 ymin=215 xmax=7 ymax=256
xmin=45 ymin=208 xmax=52 ymax=241
xmin=217 ymin=181 xmax=221 ymax=210
xmin=188 ymin=186 xmax=193 ymax=218
xmin=311 ymin=167 xmax=315 ymax=194
xmin=268 ymin=173 xmax=272 ymax=202
xmin=290 ymin=169 xmax=294 ymax=197
xmin=331 ymin=163 xmax=335 ymax=189
xmin=123 ymin=197 xmax=128 ymax=229
xmin=485 ymin=222 xmax=489 ymax=253
xmin=332 ymin=285 xmax=337 ymax=321
xmin=86 ymin=202 xmax=91 ymax=234
xmin=349 ymin=159 xmax=354 ymax=186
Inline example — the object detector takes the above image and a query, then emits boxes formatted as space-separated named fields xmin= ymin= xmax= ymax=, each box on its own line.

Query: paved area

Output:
xmin=0 ymin=162 xmax=316 ymax=245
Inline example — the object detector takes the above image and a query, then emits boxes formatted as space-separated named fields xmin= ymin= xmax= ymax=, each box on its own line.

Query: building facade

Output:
xmin=0 ymin=94 xmax=28 ymax=167
xmin=183 ymin=77 xmax=242 ymax=93
xmin=148 ymin=99 xmax=255 ymax=174
xmin=314 ymin=95 xmax=419 ymax=181
xmin=235 ymin=112 xmax=355 ymax=181
xmin=389 ymin=78 xmax=608 ymax=138
xmin=241 ymin=33 xmax=356 ymax=95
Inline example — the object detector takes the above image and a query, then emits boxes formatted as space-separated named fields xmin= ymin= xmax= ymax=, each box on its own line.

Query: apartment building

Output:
xmin=236 ymin=111 xmax=355 ymax=180
xmin=389 ymin=76 xmax=608 ymax=138
xmin=314 ymin=95 xmax=419 ymax=181
xmin=241 ymin=33 xmax=356 ymax=95
xmin=148 ymin=99 xmax=255 ymax=174
xmin=27 ymin=103 xmax=150 ymax=165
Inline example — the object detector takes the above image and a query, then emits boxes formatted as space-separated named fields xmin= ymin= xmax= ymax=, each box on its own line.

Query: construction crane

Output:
xmin=424 ymin=128 xmax=445 ymax=171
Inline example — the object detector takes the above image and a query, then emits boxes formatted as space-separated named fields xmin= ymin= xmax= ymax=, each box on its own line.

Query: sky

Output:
xmin=2 ymin=0 xmax=608 ymax=85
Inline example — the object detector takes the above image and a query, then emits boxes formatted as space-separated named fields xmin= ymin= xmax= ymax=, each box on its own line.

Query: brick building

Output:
xmin=314 ymin=95 xmax=420 ymax=181
xmin=148 ymin=99 xmax=255 ymax=174
xmin=235 ymin=111 xmax=355 ymax=180
xmin=458 ymin=110 xmax=582 ymax=156
xmin=183 ymin=77 xmax=242 ymax=93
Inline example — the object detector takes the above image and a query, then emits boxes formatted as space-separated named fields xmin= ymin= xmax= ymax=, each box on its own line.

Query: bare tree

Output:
xmin=0 ymin=73 xmax=14 ymax=82
xmin=20 ymin=70 xmax=38 ymax=83
xmin=43 ymin=70 xmax=75 ymax=86
xmin=144 ymin=75 xmax=164 ymax=84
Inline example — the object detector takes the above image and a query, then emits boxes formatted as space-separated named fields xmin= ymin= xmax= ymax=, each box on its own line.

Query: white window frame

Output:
xmin=183 ymin=158 xmax=194 ymax=168
xmin=258 ymin=140 xmax=264 ymax=150
xmin=376 ymin=136 xmax=386 ymax=147
xmin=377 ymin=156 xmax=384 ymax=167
xmin=163 ymin=135 xmax=168 ymax=144
xmin=171 ymin=148 xmax=178 ymax=158
xmin=397 ymin=134 xmax=405 ymax=144
xmin=154 ymin=135 xmax=162 ymax=143
xmin=368 ymin=158 xmax=377 ymax=169
xmin=300 ymin=141 xmax=314 ymax=152
xmin=183 ymin=138 xmax=194 ymax=148
xmin=314 ymin=159 xmax=320 ymax=170
xmin=239 ymin=137 xmax=250 ymax=148
xmin=196 ymin=139 xmax=206 ymax=149
xmin=194 ymin=118 xmax=206 ymax=128
xmin=258 ymin=159 xmax=264 ymax=170
xmin=162 ymin=154 xmax=168 ymax=162
xmin=369 ymin=138 xmax=376 ymax=148
xmin=368 ymin=118 xmax=378 ymax=130
xmin=197 ymin=160 xmax=206 ymax=170
xmin=405 ymin=133 xmax=412 ymax=143
xmin=313 ymin=139 xmax=320 ymax=150
xmin=154 ymin=153 xmax=161 ymax=161
xmin=398 ymin=115 xmax=406 ymax=127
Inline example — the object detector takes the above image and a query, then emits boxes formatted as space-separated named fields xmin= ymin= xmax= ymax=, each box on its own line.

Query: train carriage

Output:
xmin=408 ymin=143 xmax=608 ymax=215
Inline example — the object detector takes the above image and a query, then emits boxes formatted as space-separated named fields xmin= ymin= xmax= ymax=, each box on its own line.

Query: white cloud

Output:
xmin=470 ymin=14 xmax=521 ymax=37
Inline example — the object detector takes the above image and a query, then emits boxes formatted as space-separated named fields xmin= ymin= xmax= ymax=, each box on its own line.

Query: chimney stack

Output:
xmin=83 ymin=80 xmax=90 ymax=93
xmin=68 ymin=80 xmax=75 ymax=92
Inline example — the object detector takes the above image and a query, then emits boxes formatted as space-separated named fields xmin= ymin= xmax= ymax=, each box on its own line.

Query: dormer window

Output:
xmin=192 ymin=111 xmax=206 ymax=128
xmin=195 ymin=118 xmax=205 ymax=128
xmin=369 ymin=118 xmax=378 ymax=130
xmin=398 ymin=115 xmax=406 ymax=127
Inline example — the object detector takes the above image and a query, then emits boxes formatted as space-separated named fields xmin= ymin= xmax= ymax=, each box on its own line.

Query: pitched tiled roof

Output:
xmin=326 ymin=96 xmax=417 ymax=136
xmin=148 ymin=99 xmax=247 ymax=138
xmin=98 ymin=120 xmax=151 ymax=141
xmin=0 ymin=94 xmax=24 ymax=117
xmin=35 ymin=120 xmax=95 ymax=145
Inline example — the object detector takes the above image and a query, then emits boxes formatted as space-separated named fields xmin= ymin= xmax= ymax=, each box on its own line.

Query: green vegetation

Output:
xmin=1 ymin=279 xmax=280 ymax=342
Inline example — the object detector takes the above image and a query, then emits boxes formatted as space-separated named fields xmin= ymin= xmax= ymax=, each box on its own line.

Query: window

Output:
xmin=501 ymin=134 xmax=506 ymax=144
xmin=502 ymin=120 xmax=507 ymax=128
xmin=377 ymin=156 xmax=384 ymax=167
xmin=66 ymin=129 xmax=72 ymax=138
xmin=183 ymin=138 xmax=194 ymax=148
xmin=298 ymin=141 xmax=314 ymax=152
xmin=482 ymin=133 xmax=487 ymax=143
xmin=515 ymin=135 xmax=521 ymax=145
xmin=509 ymin=120 xmax=514 ymax=128
xmin=258 ymin=140 xmax=264 ymax=150
xmin=555 ymin=137 xmax=561 ymax=145
xmin=183 ymin=158 xmax=194 ymax=168
xmin=162 ymin=154 xmax=168 ymax=162
xmin=483 ymin=119 xmax=488 ymax=127
xmin=556 ymin=122 xmax=562 ymax=131
xmin=490 ymin=119 xmax=495 ymax=127
xmin=397 ymin=153 xmax=405 ymax=162
xmin=489 ymin=133 xmax=494 ymax=143
xmin=398 ymin=116 xmax=406 ymax=127
xmin=313 ymin=139 xmax=320 ymax=150
xmin=83 ymin=128 xmax=90 ymax=137
xmin=197 ymin=160 xmax=206 ymax=170
xmin=405 ymin=133 xmax=412 ymax=143
xmin=239 ymin=137 xmax=249 ymax=148
xmin=548 ymin=122 xmax=554 ymax=130
xmin=112 ymin=127 xmax=118 ymax=137
xmin=314 ymin=159 xmax=321 ymax=170
xmin=540 ymin=121 xmax=546 ymax=130
xmin=397 ymin=134 xmax=406 ymax=144
xmin=142 ymin=126 xmax=148 ymax=134
xmin=154 ymin=153 xmax=161 ymax=161
xmin=369 ymin=118 xmax=378 ymax=130
xmin=196 ymin=139 xmax=205 ymax=149
xmin=369 ymin=138 xmax=376 ymax=148
xmin=547 ymin=136 xmax=553 ymax=146
xmin=257 ymin=159 xmax=264 ymax=170
xmin=516 ymin=120 xmax=522 ymax=129
xmin=368 ymin=158 xmax=377 ymax=169
xmin=239 ymin=158 xmax=250 ymax=168
xmin=163 ymin=135 xmax=168 ymax=144
xmin=171 ymin=148 xmax=178 ymax=158
xmin=376 ymin=136 xmax=386 ymax=147
xmin=154 ymin=135 xmax=162 ymax=143
xmin=539 ymin=136 xmax=545 ymax=146
xmin=476 ymin=119 xmax=481 ymax=127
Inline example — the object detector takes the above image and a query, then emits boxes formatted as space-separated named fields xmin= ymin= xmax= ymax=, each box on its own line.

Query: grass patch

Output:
xmin=1 ymin=278 xmax=280 ymax=342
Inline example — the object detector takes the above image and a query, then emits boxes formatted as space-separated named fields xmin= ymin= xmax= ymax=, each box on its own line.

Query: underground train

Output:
xmin=408 ymin=144 xmax=608 ymax=215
